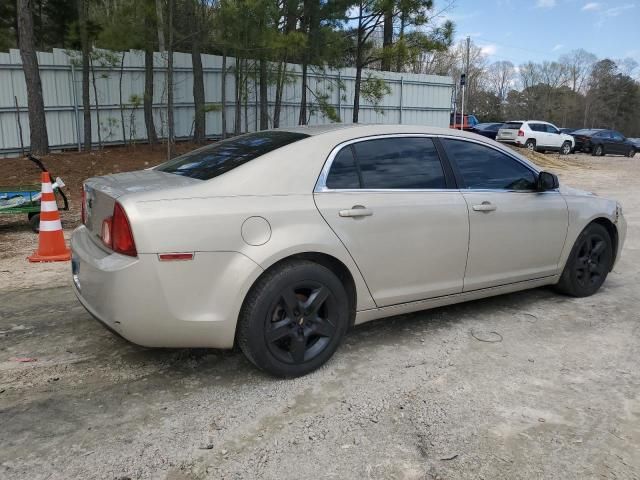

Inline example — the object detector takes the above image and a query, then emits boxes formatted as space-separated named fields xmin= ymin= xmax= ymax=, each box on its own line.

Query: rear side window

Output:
xmin=442 ymin=139 xmax=537 ymax=191
xmin=529 ymin=123 xmax=545 ymax=132
xmin=155 ymin=131 xmax=309 ymax=180
xmin=353 ymin=137 xmax=446 ymax=189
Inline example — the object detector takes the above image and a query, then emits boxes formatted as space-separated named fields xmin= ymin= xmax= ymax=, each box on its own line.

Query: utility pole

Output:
xmin=460 ymin=36 xmax=470 ymax=131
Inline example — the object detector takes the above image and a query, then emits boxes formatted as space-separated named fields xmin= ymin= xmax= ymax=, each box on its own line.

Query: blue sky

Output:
xmin=439 ymin=0 xmax=640 ymax=67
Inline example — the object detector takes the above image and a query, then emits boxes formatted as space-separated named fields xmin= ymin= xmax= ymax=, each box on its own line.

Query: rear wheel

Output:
xmin=237 ymin=260 xmax=350 ymax=377
xmin=560 ymin=141 xmax=572 ymax=155
xmin=525 ymin=139 xmax=536 ymax=152
xmin=627 ymin=148 xmax=635 ymax=158
xmin=555 ymin=223 xmax=613 ymax=297
xmin=593 ymin=144 xmax=604 ymax=156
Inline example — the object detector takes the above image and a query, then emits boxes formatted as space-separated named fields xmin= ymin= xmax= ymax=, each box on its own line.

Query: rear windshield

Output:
xmin=155 ymin=131 xmax=309 ymax=180
xmin=501 ymin=122 xmax=522 ymax=130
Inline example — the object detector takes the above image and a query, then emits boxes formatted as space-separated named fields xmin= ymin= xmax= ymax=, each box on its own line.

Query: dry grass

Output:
xmin=505 ymin=144 xmax=588 ymax=172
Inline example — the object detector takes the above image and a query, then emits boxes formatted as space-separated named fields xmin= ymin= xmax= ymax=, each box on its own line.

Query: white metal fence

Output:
xmin=0 ymin=48 xmax=454 ymax=156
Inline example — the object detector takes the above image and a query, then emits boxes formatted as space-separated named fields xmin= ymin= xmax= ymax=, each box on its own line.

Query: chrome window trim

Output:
xmin=314 ymin=133 xmax=550 ymax=194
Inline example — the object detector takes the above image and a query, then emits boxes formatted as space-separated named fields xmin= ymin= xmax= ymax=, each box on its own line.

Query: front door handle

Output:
xmin=339 ymin=205 xmax=373 ymax=218
xmin=472 ymin=201 xmax=497 ymax=212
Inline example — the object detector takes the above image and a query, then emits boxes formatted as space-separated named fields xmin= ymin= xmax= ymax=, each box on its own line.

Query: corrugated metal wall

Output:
xmin=0 ymin=48 xmax=454 ymax=156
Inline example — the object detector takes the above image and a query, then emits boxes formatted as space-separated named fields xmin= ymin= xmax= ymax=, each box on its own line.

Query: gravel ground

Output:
xmin=0 ymin=152 xmax=638 ymax=480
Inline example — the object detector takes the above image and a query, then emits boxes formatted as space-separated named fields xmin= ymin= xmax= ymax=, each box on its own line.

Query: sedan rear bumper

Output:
xmin=71 ymin=225 xmax=263 ymax=348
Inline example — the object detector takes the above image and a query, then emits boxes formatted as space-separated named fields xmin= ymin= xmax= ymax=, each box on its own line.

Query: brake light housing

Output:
xmin=100 ymin=202 xmax=137 ymax=256
xmin=518 ymin=130 xmax=524 ymax=137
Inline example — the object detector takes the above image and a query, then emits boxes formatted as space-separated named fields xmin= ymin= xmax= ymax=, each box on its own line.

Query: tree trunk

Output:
xmin=90 ymin=56 xmax=102 ymax=149
xmin=273 ymin=60 xmax=285 ymax=128
xmin=119 ymin=52 xmax=127 ymax=145
xmin=166 ymin=0 xmax=175 ymax=159
xmin=144 ymin=43 xmax=158 ymax=144
xmin=353 ymin=6 xmax=364 ymax=123
xmin=234 ymin=56 xmax=241 ymax=135
xmin=298 ymin=62 xmax=307 ymax=125
xmin=155 ymin=0 xmax=165 ymax=52
xmin=77 ymin=0 xmax=91 ymax=151
xmin=259 ymin=57 xmax=268 ymax=130
xmin=353 ymin=65 xmax=362 ymax=123
xmin=221 ymin=49 xmax=227 ymax=139
xmin=381 ymin=7 xmax=393 ymax=71
xmin=17 ymin=0 xmax=48 ymax=155
xmin=192 ymin=37 xmax=205 ymax=143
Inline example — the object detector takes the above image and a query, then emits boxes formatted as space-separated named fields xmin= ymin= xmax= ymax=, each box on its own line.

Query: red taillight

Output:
xmin=518 ymin=130 xmax=524 ymax=137
xmin=101 ymin=202 xmax=137 ymax=256
xmin=81 ymin=187 xmax=87 ymax=224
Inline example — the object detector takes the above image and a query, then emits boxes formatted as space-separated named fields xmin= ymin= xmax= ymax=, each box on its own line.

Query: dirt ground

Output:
xmin=0 ymin=147 xmax=638 ymax=480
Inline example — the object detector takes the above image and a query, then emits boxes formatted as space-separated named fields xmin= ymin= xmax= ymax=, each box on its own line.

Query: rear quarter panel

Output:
xmin=122 ymin=193 xmax=377 ymax=311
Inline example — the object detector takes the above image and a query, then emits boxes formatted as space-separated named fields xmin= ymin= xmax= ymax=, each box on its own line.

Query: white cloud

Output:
xmin=536 ymin=0 xmax=557 ymax=8
xmin=552 ymin=44 xmax=565 ymax=51
xmin=604 ymin=3 xmax=636 ymax=16
xmin=581 ymin=2 xmax=601 ymax=11
xmin=480 ymin=44 xmax=498 ymax=56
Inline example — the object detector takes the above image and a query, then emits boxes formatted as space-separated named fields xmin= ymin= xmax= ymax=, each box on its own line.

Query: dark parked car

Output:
xmin=572 ymin=129 xmax=636 ymax=157
xmin=470 ymin=122 xmax=503 ymax=140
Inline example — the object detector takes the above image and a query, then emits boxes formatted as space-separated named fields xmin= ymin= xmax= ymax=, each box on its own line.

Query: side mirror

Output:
xmin=537 ymin=171 xmax=559 ymax=191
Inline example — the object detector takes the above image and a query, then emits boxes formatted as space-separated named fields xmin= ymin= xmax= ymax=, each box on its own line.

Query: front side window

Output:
xmin=353 ymin=137 xmax=447 ymax=189
xmin=156 ymin=131 xmax=309 ymax=180
xmin=612 ymin=132 xmax=624 ymax=141
xmin=546 ymin=124 xmax=560 ymax=134
xmin=441 ymin=138 xmax=537 ymax=191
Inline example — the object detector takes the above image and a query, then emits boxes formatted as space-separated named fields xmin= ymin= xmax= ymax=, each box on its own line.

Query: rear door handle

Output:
xmin=472 ymin=202 xmax=497 ymax=212
xmin=339 ymin=205 xmax=373 ymax=218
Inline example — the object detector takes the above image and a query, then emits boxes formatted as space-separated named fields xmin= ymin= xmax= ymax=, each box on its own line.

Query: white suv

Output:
xmin=497 ymin=120 xmax=575 ymax=154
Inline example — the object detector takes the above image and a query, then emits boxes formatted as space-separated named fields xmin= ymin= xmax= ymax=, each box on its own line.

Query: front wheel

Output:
xmin=555 ymin=223 xmax=613 ymax=297
xmin=560 ymin=141 xmax=572 ymax=155
xmin=28 ymin=213 xmax=40 ymax=233
xmin=237 ymin=260 xmax=350 ymax=377
xmin=627 ymin=148 xmax=636 ymax=158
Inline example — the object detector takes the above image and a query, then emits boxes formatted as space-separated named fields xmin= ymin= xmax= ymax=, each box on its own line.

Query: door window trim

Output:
xmin=314 ymin=134 xmax=458 ymax=193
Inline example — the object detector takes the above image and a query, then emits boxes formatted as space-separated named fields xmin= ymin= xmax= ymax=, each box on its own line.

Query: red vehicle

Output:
xmin=450 ymin=113 xmax=479 ymax=131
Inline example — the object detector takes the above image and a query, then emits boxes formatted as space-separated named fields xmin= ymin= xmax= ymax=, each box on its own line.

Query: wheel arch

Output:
xmin=243 ymin=251 xmax=359 ymax=328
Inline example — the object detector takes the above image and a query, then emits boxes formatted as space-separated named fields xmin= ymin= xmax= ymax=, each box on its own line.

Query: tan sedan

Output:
xmin=71 ymin=125 xmax=626 ymax=377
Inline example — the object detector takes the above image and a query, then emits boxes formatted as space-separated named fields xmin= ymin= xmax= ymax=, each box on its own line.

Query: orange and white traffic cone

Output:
xmin=28 ymin=171 xmax=71 ymax=263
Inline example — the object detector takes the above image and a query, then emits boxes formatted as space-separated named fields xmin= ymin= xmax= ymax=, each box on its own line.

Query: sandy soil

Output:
xmin=0 ymin=149 xmax=638 ymax=480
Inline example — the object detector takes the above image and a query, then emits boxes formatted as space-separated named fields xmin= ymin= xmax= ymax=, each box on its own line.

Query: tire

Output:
xmin=28 ymin=213 xmax=40 ymax=233
xmin=555 ymin=223 xmax=613 ymax=297
xmin=627 ymin=148 xmax=635 ymax=158
xmin=237 ymin=260 xmax=350 ymax=377
xmin=560 ymin=141 xmax=572 ymax=155
xmin=525 ymin=139 xmax=536 ymax=152
xmin=593 ymin=144 xmax=604 ymax=156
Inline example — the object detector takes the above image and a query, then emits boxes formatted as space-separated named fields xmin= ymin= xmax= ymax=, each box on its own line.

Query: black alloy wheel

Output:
xmin=237 ymin=260 xmax=349 ymax=377
xmin=265 ymin=282 xmax=337 ymax=365
xmin=556 ymin=223 xmax=612 ymax=297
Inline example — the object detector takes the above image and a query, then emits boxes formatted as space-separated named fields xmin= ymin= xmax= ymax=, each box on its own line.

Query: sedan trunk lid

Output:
xmin=83 ymin=170 xmax=200 ymax=242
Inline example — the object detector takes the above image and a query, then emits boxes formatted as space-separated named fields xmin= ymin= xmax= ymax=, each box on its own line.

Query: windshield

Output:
xmin=155 ymin=131 xmax=309 ymax=180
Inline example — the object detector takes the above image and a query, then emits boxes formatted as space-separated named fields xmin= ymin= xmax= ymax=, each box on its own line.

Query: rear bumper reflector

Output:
xmin=158 ymin=253 xmax=194 ymax=261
